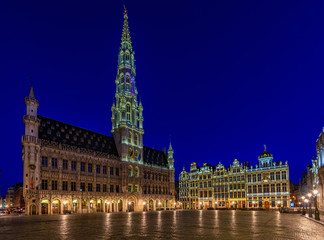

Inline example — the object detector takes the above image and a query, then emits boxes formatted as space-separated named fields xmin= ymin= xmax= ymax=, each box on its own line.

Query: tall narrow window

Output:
xmin=128 ymin=131 xmax=132 ymax=144
xmin=134 ymin=134 xmax=138 ymax=145
xmin=126 ymin=51 xmax=130 ymax=61
xmin=127 ymin=105 xmax=131 ymax=121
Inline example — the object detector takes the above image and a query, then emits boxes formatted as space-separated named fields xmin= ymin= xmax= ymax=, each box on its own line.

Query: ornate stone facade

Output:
xmin=179 ymin=147 xmax=290 ymax=209
xmin=22 ymin=8 xmax=175 ymax=215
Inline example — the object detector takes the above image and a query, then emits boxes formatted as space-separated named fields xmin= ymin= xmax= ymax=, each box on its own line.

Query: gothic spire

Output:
xmin=121 ymin=6 xmax=132 ymax=51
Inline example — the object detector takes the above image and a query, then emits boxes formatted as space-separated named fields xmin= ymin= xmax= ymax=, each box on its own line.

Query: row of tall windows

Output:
xmin=143 ymin=185 xmax=169 ymax=195
xmin=144 ymin=172 xmax=169 ymax=181
xmin=128 ymin=166 xmax=139 ymax=177
xmin=247 ymin=183 xmax=287 ymax=193
xmin=247 ymin=171 xmax=287 ymax=182
xmin=199 ymin=190 xmax=213 ymax=198
xmin=228 ymin=176 xmax=245 ymax=182
xmin=41 ymin=156 xmax=119 ymax=176
xmin=127 ymin=131 xmax=139 ymax=145
xmin=41 ymin=179 xmax=120 ymax=193
xmin=229 ymin=192 xmax=246 ymax=198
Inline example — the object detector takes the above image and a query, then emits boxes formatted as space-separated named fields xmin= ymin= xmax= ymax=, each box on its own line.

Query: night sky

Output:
xmin=1 ymin=1 xmax=324 ymax=195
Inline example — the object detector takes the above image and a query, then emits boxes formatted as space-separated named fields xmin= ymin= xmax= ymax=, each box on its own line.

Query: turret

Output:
xmin=22 ymin=83 xmax=41 ymax=194
xmin=168 ymin=141 xmax=174 ymax=170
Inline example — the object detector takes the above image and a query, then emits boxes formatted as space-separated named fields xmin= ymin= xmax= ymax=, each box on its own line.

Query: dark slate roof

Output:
xmin=38 ymin=115 xmax=119 ymax=157
xmin=143 ymin=147 xmax=168 ymax=168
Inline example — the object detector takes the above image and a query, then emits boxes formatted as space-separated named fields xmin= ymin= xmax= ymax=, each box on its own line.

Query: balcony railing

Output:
xmin=21 ymin=135 xmax=41 ymax=144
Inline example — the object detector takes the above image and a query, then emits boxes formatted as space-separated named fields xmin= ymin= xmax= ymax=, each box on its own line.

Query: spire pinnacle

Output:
xmin=183 ymin=165 xmax=185 ymax=171
xmin=28 ymin=77 xmax=35 ymax=99
xmin=121 ymin=6 xmax=132 ymax=50
xmin=169 ymin=135 xmax=173 ymax=150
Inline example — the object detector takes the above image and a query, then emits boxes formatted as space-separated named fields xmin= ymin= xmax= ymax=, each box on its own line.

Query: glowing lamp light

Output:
xmin=63 ymin=201 xmax=67 ymax=205
xmin=302 ymin=196 xmax=305 ymax=200
xmin=307 ymin=193 xmax=312 ymax=198
xmin=143 ymin=202 xmax=146 ymax=205
xmin=313 ymin=189 xmax=318 ymax=195
xmin=128 ymin=202 xmax=131 ymax=205
xmin=107 ymin=202 xmax=110 ymax=205
xmin=305 ymin=199 xmax=309 ymax=203
xmin=159 ymin=202 xmax=161 ymax=206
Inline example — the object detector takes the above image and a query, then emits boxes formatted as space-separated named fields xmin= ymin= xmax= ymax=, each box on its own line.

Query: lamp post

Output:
xmin=304 ymin=199 xmax=309 ymax=216
xmin=301 ymin=196 xmax=305 ymax=215
xmin=313 ymin=190 xmax=320 ymax=221
xmin=307 ymin=193 xmax=312 ymax=218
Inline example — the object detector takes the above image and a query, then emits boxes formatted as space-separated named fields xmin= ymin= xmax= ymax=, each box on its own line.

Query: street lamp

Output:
xmin=301 ymin=196 xmax=305 ymax=215
xmin=307 ymin=193 xmax=313 ymax=218
xmin=313 ymin=190 xmax=320 ymax=221
xmin=304 ymin=199 xmax=309 ymax=215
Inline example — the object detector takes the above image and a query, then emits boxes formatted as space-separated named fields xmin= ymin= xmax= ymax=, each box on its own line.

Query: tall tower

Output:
xmin=22 ymin=84 xmax=41 ymax=195
xmin=111 ymin=8 xmax=144 ymax=163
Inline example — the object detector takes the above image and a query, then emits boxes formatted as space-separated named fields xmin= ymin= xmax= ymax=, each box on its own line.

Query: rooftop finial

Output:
xmin=28 ymin=76 xmax=35 ymax=98
xmin=123 ymin=5 xmax=128 ymax=19
xmin=264 ymin=144 xmax=266 ymax=151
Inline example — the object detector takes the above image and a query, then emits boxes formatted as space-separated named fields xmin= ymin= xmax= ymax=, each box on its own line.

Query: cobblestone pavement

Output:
xmin=1 ymin=210 xmax=324 ymax=240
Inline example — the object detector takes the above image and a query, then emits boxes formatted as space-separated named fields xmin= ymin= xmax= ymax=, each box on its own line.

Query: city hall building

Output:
xmin=22 ymin=9 xmax=175 ymax=215
xmin=179 ymin=147 xmax=290 ymax=209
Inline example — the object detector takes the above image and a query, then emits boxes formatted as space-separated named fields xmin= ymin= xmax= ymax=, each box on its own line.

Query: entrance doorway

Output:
xmin=128 ymin=202 xmax=135 ymax=212
xmin=30 ymin=205 xmax=37 ymax=215
xmin=52 ymin=200 xmax=60 ymax=214
xmin=41 ymin=203 xmax=48 ymax=214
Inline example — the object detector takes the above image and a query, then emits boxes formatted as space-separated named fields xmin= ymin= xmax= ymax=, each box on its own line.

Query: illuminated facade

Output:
xmin=179 ymin=147 xmax=290 ymax=209
xmin=315 ymin=128 xmax=324 ymax=212
xmin=22 ymin=8 xmax=175 ymax=215
xmin=246 ymin=148 xmax=290 ymax=209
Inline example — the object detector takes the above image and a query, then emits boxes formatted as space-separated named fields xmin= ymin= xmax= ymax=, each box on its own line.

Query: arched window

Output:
xmin=126 ymin=51 xmax=130 ymax=61
xmin=120 ymin=51 xmax=124 ymax=63
xmin=126 ymin=104 xmax=131 ymax=121
xmin=134 ymin=134 xmax=138 ymax=145
xmin=128 ymin=148 xmax=133 ymax=159
xmin=135 ymin=167 xmax=139 ymax=177
xmin=134 ymin=150 xmax=138 ymax=160
xmin=120 ymin=74 xmax=124 ymax=84
xmin=128 ymin=166 xmax=133 ymax=177
xmin=128 ymin=131 xmax=132 ymax=144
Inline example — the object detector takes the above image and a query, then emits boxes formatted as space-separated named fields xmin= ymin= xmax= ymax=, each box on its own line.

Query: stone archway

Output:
xmin=97 ymin=199 xmax=103 ymax=212
xmin=72 ymin=199 xmax=78 ymax=213
xmin=52 ymin=200 xmax=60 ymax=214
xmin=30 ymin=204 xmax=37 ymax=215
xmin=149 ymin=200 xmax=153 ymax=211
xmin=41 ymin=199 xmax=49 ymax=215
xmin=118 ymin=200 xmax=123 ymax=212
xmin=127 ymin=195 xmax=137 ymax=212
xmin=62 ymin=200 xmax=70 ymax=214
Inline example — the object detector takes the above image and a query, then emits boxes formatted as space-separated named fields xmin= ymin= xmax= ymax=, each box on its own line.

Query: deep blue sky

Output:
xmin=1 ymin=0 xmax=324 ymax=195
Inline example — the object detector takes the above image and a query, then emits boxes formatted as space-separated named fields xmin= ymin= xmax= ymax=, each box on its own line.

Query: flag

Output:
xmin=30 ymin=175 xmax=34 ymax=189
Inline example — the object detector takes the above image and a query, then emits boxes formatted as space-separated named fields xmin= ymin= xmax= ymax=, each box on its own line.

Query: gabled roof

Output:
xmin=143 ymin=146 xmax=168 ymax=168
xmin=38 ymin=115 xmax=119 ymax=157
xmin=37 ymin=115 xmax=169 ymax=167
